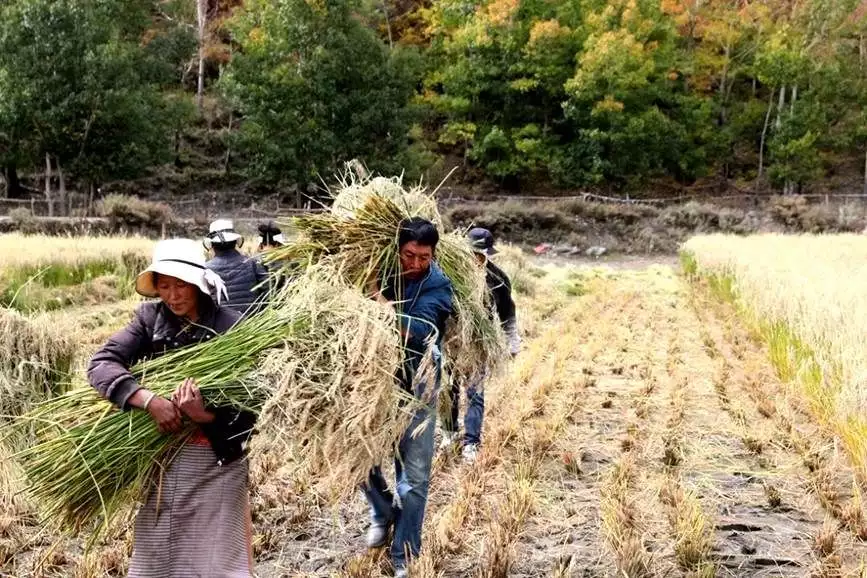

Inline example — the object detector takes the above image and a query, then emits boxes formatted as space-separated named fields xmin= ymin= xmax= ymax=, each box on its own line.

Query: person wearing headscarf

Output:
xmin=205 ymin=219 xmax=269 ymax=316
xmin=87 ymin=238 xmax=256 ymax=578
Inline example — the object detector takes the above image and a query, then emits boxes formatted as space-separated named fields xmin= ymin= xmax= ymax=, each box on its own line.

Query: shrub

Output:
xmin=559 ymin=200 xmax=659 ymax=224
xmin=658 ymin=202 xmax=747 ymax=232
xmin=765 ymin=196 xmax=845 ymax=233
xmin=98 ymin=194 xmax=174 ymax=230
xmin=445 ymin=202 xmax=577 ymax=245
xmin=8 ymin=207 xmax=38 ymax=234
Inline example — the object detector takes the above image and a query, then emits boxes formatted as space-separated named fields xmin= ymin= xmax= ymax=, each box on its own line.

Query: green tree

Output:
xmin=560 ymin=0 xmax=713 ymax=187
xmin=0 ymin=0 xmax=195 ymax=208
xmin=422 ymin=0 xmax=582 ymax=186
xmin=221 ymin=0 xmax=421 ymax=192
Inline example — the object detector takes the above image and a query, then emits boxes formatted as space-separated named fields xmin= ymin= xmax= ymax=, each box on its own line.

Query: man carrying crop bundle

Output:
xmin=441 ymin=228 xmax=520 ymax=463
xmin=87 ymin=238 xmax=257 ymax=577
xmin=364 ymin=217 xmax=454 ymax=577
xmin=205 ymin=218 xmax=270 ymax=316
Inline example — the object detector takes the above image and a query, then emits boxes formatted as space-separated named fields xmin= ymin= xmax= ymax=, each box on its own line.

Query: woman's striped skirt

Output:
xmin=127 ymin=444 xmax=253 ymax=578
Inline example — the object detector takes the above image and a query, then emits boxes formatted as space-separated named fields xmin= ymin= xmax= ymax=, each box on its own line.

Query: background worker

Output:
xmin=205 ymin=218 xmax=269 ymax=316
xmin=257 ymin=221 xmax=287 ymax=252
xmin=441 ymin=227 xmax=520 ymax=463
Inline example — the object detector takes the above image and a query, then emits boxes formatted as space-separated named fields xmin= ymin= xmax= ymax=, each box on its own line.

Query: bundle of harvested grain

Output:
xmin=14 ymin=268 xmax=412 ymax=535
xmin=269 ymin=175 xmax=507 ymax=379
xmin=12 ymin=173 xmax=504 ymax=539
xmin=254 ymin=266 xmax=419 ymax=499
xmin=331 ymin=175 xmax=427 ymax=219
xmin=0 ymin=307 xmax=75 ymax=420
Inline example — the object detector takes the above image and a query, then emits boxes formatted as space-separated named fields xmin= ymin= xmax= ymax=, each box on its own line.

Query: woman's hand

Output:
xmin=128 ymin=389 xmax=183 ymax=434
xmin=172 ymin=378 xmax=215 ymax=424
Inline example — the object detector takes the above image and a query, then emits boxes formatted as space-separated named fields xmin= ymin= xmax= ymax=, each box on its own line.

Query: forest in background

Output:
xmin=1 ymin=0 xmax=867 ymax=208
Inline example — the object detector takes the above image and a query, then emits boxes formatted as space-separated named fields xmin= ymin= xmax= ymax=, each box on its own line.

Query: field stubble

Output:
xmin=4 ymin=244 xmax=867 ymax=576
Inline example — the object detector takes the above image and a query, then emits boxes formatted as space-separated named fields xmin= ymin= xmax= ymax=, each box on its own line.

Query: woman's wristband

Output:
xmin=142 ymin=392 xmax=157 ymax=411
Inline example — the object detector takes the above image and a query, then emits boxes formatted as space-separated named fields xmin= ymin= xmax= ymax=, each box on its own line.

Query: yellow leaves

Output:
xmin=304 ymin=0 xmax=326 ymax=16
xmin=485 ymin=0 xmax=520 ymax=27
xmin=247 ymin=26 xmax=266 ymax=47
xmin=585 ymin=0 xmax=657 ymax=41
xmin=660 ymin=0 xmax=686 ymax=17
xmin=567 ymin=28 xmax=654 ymax=102
xmin=620 ymin=0 xmax=639 ymax=28
xmin=510 ymin=78 xmax=539 ymax=92
xmin=438 ymin=121 xmax=477 ymax=146
xmin=528 ymin=19 xmax=570 ymax=47
xmin=593 ymin=95 xmax=625 ymax=115
xmin=454 ymin=21 xmax=492 ymax=48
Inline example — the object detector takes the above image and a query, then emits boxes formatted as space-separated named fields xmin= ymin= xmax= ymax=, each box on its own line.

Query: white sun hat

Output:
xmin=206 ymin=218 xmax=243 ymax=244
xmin=258 ymin=232 xmax=287 ymax=246
xmin=135 ymin=239 xmax=229 ymax=304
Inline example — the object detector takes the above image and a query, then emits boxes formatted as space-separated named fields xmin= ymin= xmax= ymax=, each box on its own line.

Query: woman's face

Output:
xmin=156 ymin=275 xmax=199 ymax=319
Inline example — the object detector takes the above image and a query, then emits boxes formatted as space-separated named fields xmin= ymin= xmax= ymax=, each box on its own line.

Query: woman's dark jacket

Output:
xmin=87 ymin=300 xmax=255 ymax=465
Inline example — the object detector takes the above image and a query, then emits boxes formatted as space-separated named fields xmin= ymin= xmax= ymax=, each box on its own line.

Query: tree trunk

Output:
xmin=88 ymin=182 xmax=96 ymax=217
xmin=57 ymin=160 xmax=67 ymax=216
xmin=775 ymin=85 xmax=786 ymax=130
xmin=3 ymin=164 xmax=23 ymax=199
xmin=223 ymin=110 xmax=233 ymax=174
xmin=381 ymin=0 xmax=393 ymax=50
xmin=196 ymin=0 xmax=208 ymax=114
xmin=790 ymin=84 xmax=798 ymax=116
xmin=863 ymin=147 xmax=867 ymax=196
xmin=44 ymin=153 xmax=54 ymax=217
xmin=718 ymin=44 xmax=731 ymax=125
xmin=860 ymin=33 xmax=865 ymax=72
xmin=758 ymin=88 xmax=775 ymax=184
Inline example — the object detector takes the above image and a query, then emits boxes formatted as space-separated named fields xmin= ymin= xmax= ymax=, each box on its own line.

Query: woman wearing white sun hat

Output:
xmin=88 ymin=238 xmax=256 ymax=578
xmin=205 ymin=218 xmax=270 ymax=316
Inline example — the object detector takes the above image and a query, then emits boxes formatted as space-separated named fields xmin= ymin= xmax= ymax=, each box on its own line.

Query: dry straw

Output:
xmin=268 ymin=172 xmax=507 ymax=379
xmin=11 ymin=175 xmax=496 ymax=539
xmin=0 ymin=307 xmax=76 ymax=421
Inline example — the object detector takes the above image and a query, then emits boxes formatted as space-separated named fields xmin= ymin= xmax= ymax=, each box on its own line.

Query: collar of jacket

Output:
xmin=152 ymin=300 xmax=219 ymax=343
xmin=382 ymin=261 xmax=446 ymax=305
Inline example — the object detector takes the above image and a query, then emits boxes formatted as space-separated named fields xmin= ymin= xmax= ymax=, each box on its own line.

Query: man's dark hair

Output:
xmin=398 ymin=217 xmax=439 ymax=250
xmin=258 ymin=221 xmax=282 ymax=246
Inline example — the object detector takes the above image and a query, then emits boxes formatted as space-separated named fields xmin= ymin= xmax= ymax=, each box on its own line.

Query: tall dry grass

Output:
xmin=683 ymin=234 xmax=867 ymax=484
xmin=0 ymin=234 xmax=152 ymax=311
xmin=0 ymin=234 xmax=153 ymax=270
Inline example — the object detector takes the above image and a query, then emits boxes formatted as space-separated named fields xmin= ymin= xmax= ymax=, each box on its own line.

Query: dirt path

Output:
xmin=249 ymin=265 xmax=864 ymax=578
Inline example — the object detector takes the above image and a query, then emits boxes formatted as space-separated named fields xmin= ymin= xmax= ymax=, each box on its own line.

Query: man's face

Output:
xmin=473 ymin=251 xmax=487 ymax=266
xmin=399 ymin=241 xmax=434 ymax=279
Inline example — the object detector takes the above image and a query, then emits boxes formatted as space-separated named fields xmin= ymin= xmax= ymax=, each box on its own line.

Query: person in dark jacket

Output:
xmin=257 ymin=221 xmax=287 ymax=252
xmin=442 ymin=228 xmax=520 ymax=463
xmin=205 ymin=219 xmax=269 ymax=316
xmin=87 ymin=238 xmax=256 ymax=578
xmin=363 ymin=217 xmax=454 ymax=578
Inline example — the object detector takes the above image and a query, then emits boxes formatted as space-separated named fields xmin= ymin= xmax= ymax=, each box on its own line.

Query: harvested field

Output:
xmin=3 ymin=238 xmax=867 ymax=577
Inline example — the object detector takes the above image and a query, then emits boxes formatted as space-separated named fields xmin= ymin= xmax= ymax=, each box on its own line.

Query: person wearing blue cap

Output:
xmin=442 ymin=227 xmax=520 ymax=463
